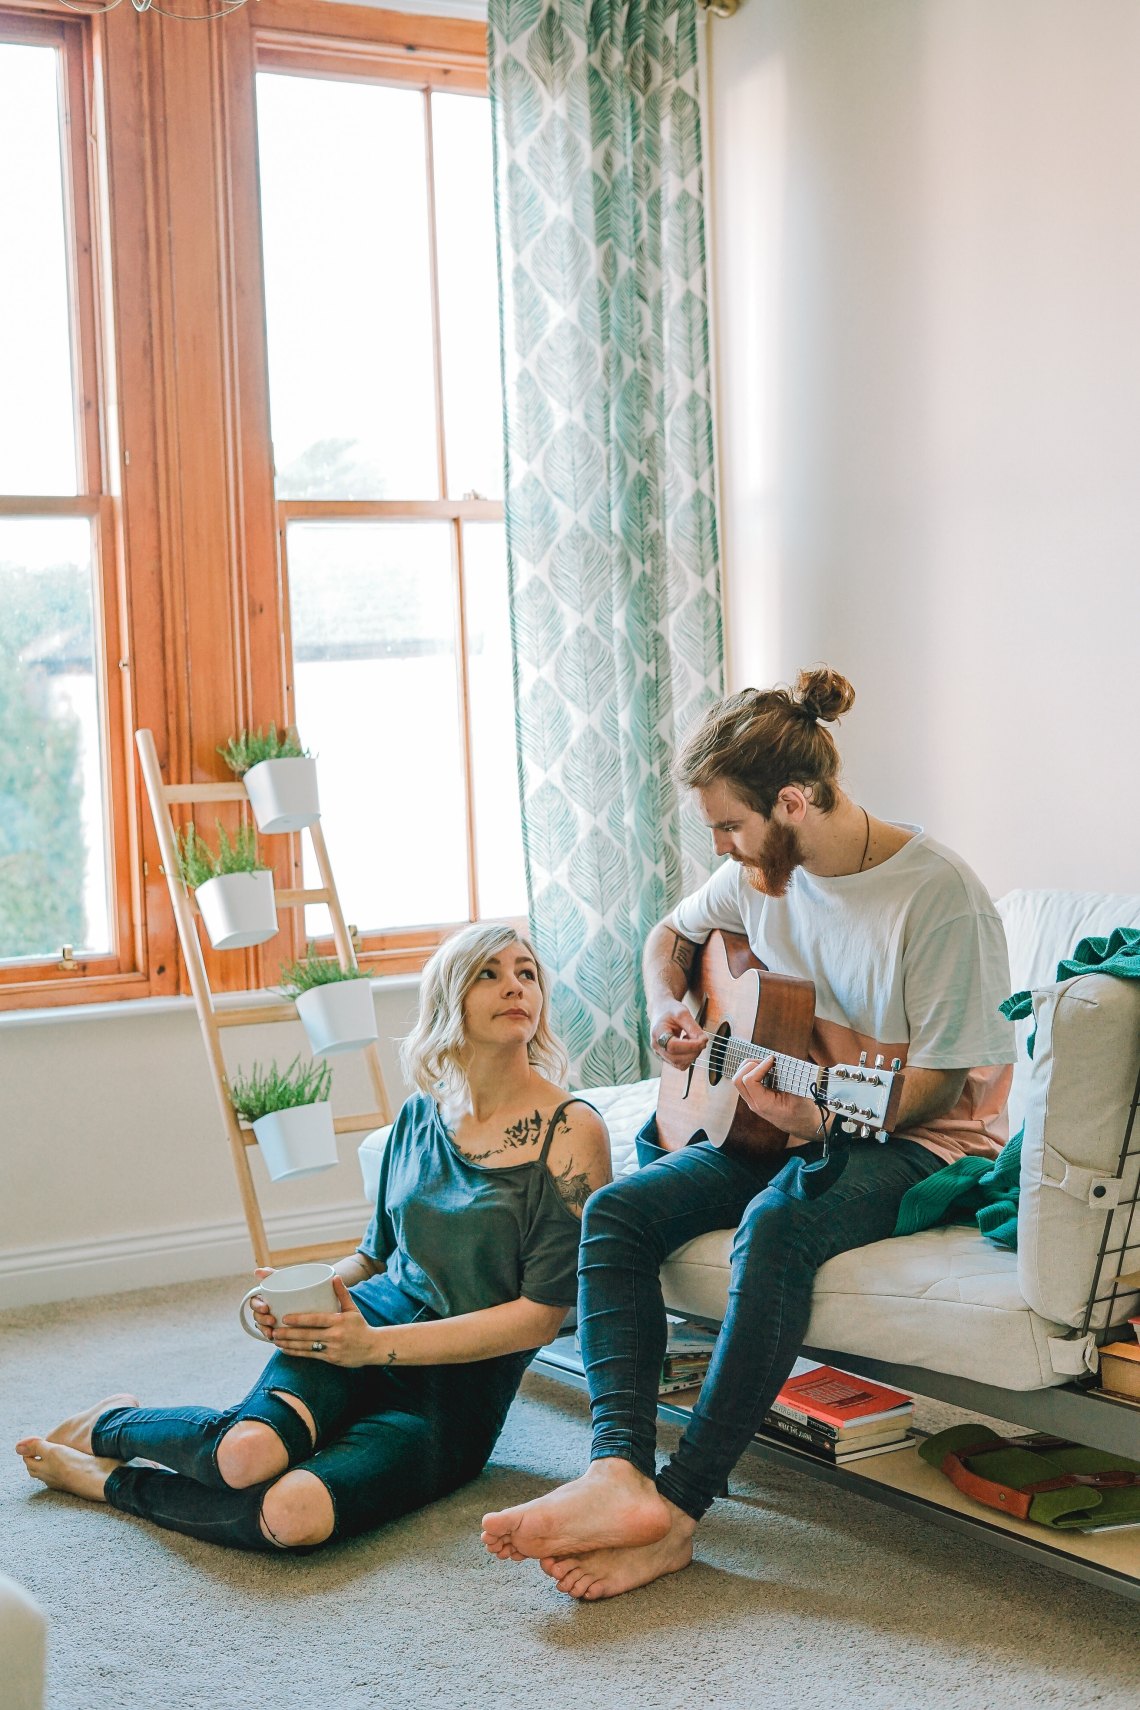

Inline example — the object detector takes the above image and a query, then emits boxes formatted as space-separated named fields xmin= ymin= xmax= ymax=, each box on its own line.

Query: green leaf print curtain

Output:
xmin=488 ymin=0 xmax=724 ymax=1086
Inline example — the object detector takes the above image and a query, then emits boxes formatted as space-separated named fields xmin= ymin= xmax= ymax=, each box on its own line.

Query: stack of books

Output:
xmin=659 ymin=1317 xmax=719 ymax=1394
xmin=1097 ymin=1339 xmax=1140 ymax=1405
xmin=756 ymin=1359 xmax=915 ymax=1465
xmin=570 ymin=1316 xmax=720 ymax=1395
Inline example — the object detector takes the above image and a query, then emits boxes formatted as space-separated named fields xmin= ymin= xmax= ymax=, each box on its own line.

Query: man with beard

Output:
xmin=482 ymin=665 xmax=1015 ymax=1599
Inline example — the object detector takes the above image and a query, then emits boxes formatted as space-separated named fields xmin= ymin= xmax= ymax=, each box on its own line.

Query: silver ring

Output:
xmin=657 ymin=1032 xmax=671 ymax=1050
xmin=311 ymin=1341 xmax=326 ymax=1352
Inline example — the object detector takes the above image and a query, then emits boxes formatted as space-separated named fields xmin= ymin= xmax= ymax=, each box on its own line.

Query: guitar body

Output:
xmin=655 ymin=931 xmax=817 ymax=1159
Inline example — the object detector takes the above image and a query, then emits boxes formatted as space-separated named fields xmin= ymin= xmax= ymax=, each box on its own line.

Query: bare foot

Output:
xmin=541 ymin=1506 xmax=696 ymax=1600
xmin=481 ymin=1459 xmax=671 ymax=1561
xmin=35 ymin=1393 xmax=139 ymax=1456
xmin=16 ymin=1439 xmax=121 ymax=1503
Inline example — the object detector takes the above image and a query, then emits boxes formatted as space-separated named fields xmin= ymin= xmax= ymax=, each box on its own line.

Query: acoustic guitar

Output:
xmin=655 ymin=930 xmax=904 ymax=1159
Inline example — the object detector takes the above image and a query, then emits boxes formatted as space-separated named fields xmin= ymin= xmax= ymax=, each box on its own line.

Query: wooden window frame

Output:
xmin=0 ymin=1 xmax=514 ymax=1012
xmin=0 ymin=7 xmax=143 ymax=1007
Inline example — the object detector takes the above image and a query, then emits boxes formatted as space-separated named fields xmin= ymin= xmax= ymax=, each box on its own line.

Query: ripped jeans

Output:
xmin=95 ymin=1277 xmax=530 ymax=1551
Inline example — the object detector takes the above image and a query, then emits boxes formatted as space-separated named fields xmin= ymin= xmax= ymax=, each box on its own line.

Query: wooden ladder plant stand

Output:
xmin=135 ymin=728 xmax=393 ymax=1270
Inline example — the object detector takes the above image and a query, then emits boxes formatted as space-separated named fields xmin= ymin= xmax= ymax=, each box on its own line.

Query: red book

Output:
xmin=770 ymin=1364 xmax=913 ymax=1432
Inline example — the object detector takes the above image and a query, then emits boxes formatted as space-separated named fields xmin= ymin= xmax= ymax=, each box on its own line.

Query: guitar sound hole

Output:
xmin=707 ymin=1021 xmax=732 ymax=1087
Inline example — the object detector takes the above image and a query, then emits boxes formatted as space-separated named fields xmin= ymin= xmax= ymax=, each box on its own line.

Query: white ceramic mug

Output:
xmin=238 ymin=1262 xmax=339 ymax=1341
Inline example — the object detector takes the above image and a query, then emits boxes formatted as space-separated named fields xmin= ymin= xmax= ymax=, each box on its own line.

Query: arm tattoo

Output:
xmin=383 ymin=1347 xmax=398 ymax=1367
xmin=552 ymin=1158 xmax=594 ymax=1214
xmin=667 ymin=930 xmax=696 ymax=976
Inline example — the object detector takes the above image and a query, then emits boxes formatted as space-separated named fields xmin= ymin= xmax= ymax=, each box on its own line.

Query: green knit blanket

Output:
xmin=892 ymin=1128 xmax=1022 ymax=1248
xmin=892 ymin=924 xmax=1140 ymax=1250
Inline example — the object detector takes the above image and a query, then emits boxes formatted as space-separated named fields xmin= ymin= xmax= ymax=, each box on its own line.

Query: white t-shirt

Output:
xmin=669 ymin=827 xmax=1015 ymax=1163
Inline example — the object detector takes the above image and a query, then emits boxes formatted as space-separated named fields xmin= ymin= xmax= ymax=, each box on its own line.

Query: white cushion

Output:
xmin=996 ymin=887 xmax=1140 ymax=992
xmin=358 ymin=1124 xmax=390 ymax=1206
xmin=578 ymin=1079 xmax=657 ymax=1177
xmin=1017 ymin=972 xmax=1140 ymax=1328
xmin=660 ymin=1224 xmax=1069 ymax=1391
xmin=996 ymin=889 xmax=1140 ymax=1136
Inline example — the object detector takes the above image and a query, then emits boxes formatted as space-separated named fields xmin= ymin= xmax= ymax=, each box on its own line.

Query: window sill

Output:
xmin=0 ymin=972 xmax=420 ymax=1031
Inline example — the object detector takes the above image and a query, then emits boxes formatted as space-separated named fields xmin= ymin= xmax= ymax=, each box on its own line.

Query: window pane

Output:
xmin=0 ymin=518 xmax=111 ymax=960
xmin=257 ymin=74 xmax=438 ymax=500
xmin=463 ymin=524 xmax=527 ymax=919
xmin=432 ymin=93 xmax=505 ymax=501
xmin=0 ymin=44 xmax=78 ymax=496
xmin=286 ymin=522 xmax=469 ymax=932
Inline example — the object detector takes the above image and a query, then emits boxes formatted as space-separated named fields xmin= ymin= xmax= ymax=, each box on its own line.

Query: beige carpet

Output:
xmin=2 ymin=1276 xmax=1136 ymax=1710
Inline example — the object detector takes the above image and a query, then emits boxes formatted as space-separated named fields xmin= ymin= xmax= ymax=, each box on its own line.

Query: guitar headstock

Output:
xmin=824 ymin=1053 xmax=904 ymax=1140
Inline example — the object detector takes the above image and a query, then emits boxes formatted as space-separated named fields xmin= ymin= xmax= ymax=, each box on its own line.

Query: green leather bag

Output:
xmin=919 ymin=1424 xmax=1140 ymax=1530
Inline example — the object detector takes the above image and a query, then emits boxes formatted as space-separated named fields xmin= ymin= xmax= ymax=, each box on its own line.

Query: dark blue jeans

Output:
xmin=576 ymin=1129 xmax=942 ymax=1522
xmin=95 ymin=1277 xmax=530 ymax=1551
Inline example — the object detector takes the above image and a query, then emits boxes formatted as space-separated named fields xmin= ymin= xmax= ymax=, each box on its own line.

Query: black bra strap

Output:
xmin=539 ymin=1096 xmax=596 ymax=1162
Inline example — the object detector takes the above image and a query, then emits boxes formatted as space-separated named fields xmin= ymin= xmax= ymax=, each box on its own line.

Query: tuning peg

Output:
xmin=858 ymin=1051 xmax=868 ymax=1067
xmin=874 ymin=1054 xmax=884 ymax=1068
xmin=875 ymin=1129 xmax=888 ymax=1142
xmin=858 ymin=1124 xmax=870 ymax=1138
xmin=891 ymin=1058 xmax=901 ymax=1072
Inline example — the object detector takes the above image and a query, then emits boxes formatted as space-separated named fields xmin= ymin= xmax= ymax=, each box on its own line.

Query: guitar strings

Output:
xmin=698 ymin=1033 xmax=824 ymax=1098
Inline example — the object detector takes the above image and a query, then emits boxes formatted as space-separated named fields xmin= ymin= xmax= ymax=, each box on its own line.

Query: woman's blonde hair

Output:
xmin=399 ymin=922 xmax=568 ymax=1100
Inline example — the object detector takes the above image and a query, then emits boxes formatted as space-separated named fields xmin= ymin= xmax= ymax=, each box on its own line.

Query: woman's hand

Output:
xmin=250 ymin=1267 xmax=277 ymax=1340
xmin=271 ymin=1276 xmax=388 ymax=1368
xmin=733 ymin=1054 xmax=823 ymax=1144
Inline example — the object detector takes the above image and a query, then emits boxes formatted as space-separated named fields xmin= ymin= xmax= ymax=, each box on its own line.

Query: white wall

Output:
xmin=9 ymin=0 xmax=1140 ymax=1309
xmin=0 ymin=983 xmax=419 ymax=1308
xmin=708 ymin=0 xmax=1140 ymax=898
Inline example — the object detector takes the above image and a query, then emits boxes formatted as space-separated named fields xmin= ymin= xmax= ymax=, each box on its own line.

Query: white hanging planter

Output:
xmin=196 ymin=870 xmax=277 ymax=950
xmin=295 ymin=979 xmax=378 ymax=1058
xmin=252 ymin=1101 xmax=338 ymax=1181
xmin=243 ymin=756 xmax=320 ymax=834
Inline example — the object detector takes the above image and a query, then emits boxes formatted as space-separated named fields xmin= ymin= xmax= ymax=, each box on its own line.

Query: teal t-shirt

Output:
xmin=355 ymin=1092 xmax=585 ymax=1321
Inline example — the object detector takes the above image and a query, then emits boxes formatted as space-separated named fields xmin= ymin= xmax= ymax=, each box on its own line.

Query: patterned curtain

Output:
xmin=488 ymin=0 xmax=724 ymax=1086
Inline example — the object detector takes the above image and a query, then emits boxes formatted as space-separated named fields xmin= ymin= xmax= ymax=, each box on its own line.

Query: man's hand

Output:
xmin=272 ymin=1276 xmax=387 ymax=1368
xmin=732 ymin=1054 xmax=826 ymax=1144
xmin=651 ymin=1006 xmax=708 ymax=1070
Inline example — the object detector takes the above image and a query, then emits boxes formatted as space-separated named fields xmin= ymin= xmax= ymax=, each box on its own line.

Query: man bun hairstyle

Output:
xmin=674 ymin=664 xmax=855 ymax=817
xmin=794 ymin=664 xmax=855 ymax=725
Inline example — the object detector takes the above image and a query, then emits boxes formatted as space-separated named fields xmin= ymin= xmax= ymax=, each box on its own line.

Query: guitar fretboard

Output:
xmin=702 ymin=1032 xmax=824 ymax=1101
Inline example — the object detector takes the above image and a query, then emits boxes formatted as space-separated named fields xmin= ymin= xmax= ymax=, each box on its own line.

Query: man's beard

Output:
xmin=739 ymin=819 xmax=804 ymax=898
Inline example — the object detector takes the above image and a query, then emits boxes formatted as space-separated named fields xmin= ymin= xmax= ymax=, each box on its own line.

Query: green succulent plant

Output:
xmin=175 ymin=821 xmax=266 ymax=889
xmin=278 ymin=949 xmax=367 ymax=1000
xmin=218 ymin=723 xmax=311 ymax=778
xmin=227 ymin=1055 xmax=333 ymax=1123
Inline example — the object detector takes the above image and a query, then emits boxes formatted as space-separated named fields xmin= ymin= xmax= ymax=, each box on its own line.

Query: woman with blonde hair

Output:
xmin=17 ymin=924 xmax=610 ymax=1553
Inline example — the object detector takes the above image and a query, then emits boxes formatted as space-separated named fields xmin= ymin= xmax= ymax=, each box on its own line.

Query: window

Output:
xmin=255 ymin=53 xmax=526 ymax=960
xmin=0 ymin=1 xmax=512 ymax=1008
xmin=0 ymin=12 xmax=134 ymax=1000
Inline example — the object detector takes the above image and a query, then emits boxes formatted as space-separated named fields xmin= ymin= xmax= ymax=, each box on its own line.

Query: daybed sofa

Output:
xmin=360 ymin=886 xmax=1140 ymax=1479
